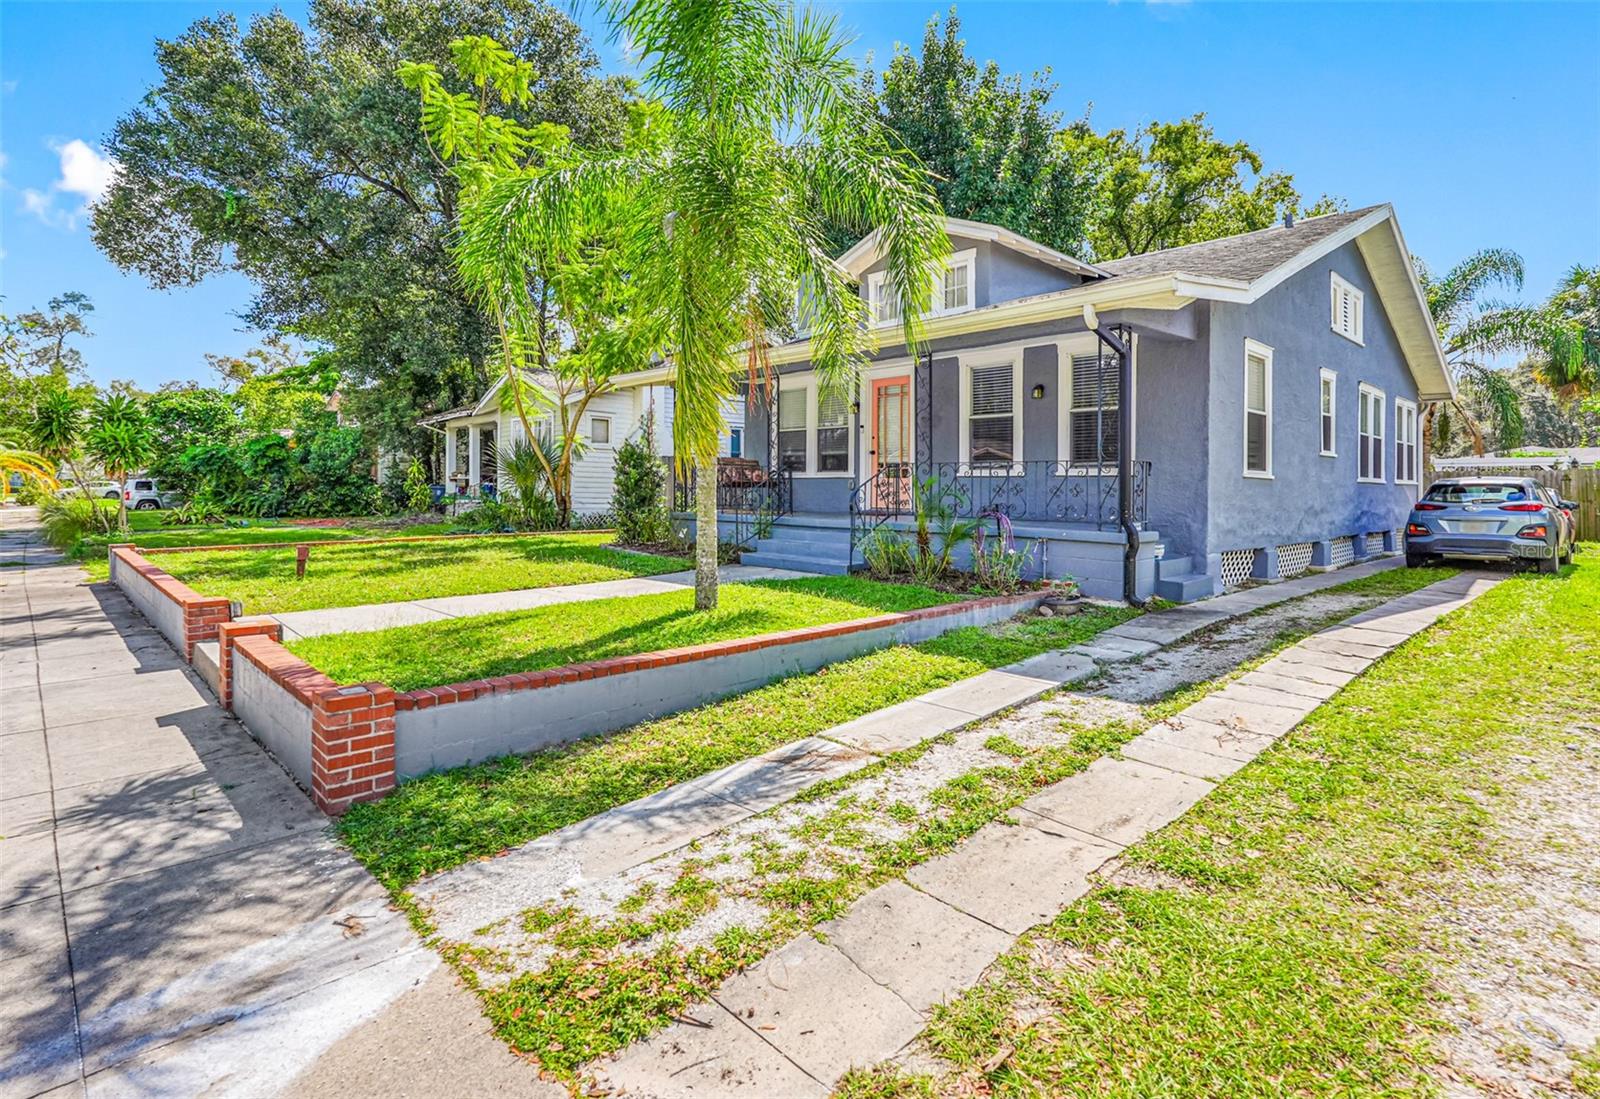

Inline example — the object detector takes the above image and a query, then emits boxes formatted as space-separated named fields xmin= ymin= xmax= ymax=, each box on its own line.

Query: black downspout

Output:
xmin=1089 ymin=322 xmax=1144 ymax=607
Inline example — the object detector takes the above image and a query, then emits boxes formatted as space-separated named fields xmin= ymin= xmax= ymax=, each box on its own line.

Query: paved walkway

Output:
xmin=268 ymin=565 xmax=808 ymax=640
xmin=0 ymin=509 xmax=559 ymax=1099
xmin=575 ymin=570 xmax=1501 ymax=1096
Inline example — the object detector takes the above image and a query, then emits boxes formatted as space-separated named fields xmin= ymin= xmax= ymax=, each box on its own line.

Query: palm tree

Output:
xmin=27 ymin=388 xmax=105 ymax=525
xmin=1478 ymin=264 xmax=1600 ymax=401
xmin=0 ymin=435 xmax=56 ymax=501
xmin=450 ymin=1 xmax=948 ymax=609
xmin=84 ymin=395 xmax=153 ymax=533
xmin=1415 ymin=249 xmax=1530 ymax=456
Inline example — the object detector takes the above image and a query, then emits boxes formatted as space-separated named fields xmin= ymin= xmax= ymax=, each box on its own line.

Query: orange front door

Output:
xmin=870 ymin=376 xmax=911 ymax=510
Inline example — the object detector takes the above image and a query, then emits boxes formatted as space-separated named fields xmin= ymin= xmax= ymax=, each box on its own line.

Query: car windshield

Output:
xmin=1423 ymin=482 xmax=1529 ymax=504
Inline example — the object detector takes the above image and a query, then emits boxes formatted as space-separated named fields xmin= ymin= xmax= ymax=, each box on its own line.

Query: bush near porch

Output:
xmin=135 ymin=531 xmax=691 ymax=615
xmin=286 ymin=576 xmax=964 ymax=691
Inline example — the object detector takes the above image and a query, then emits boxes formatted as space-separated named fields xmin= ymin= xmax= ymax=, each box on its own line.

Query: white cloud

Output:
xmin=20 ymin=138 xmax=120 ymax=230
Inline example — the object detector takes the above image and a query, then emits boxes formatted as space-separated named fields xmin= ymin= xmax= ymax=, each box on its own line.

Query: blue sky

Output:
xmin=2 ymin=0 xmax=1597 ymax=392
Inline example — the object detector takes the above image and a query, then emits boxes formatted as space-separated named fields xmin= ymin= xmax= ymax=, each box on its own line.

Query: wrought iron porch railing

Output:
xmin=848 ymin=459 xmax=1151 ymax=564
xmin=673 ymin=469 xmax=795 ymax=548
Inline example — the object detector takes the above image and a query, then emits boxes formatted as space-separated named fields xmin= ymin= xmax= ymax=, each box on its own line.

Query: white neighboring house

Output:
xmin=416 ymin=370 xmax=745 ymax=516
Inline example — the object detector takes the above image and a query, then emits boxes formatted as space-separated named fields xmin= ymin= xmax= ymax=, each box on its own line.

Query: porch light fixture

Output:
xmin=1031 ymin=383 xmax=1046 ymax=400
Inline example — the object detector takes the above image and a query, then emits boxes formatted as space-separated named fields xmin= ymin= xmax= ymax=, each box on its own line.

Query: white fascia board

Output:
xmin=838 ymin=217 xmax=1105 ymax=281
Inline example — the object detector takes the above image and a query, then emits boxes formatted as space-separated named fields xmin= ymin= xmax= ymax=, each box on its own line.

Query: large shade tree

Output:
xmin=451 ymin=0 xmax=949 ymax=609
xmin=91 ymin=0 xmax=629 ymax=462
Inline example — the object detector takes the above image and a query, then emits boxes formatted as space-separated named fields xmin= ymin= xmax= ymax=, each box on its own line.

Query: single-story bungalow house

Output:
xmin=418 ymin=371 xmax=745 ymax=517
xmin=612 ymin=205 xmax=1453 ymax=601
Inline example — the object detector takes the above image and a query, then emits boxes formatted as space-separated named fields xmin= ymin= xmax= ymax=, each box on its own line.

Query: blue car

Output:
xmin=1405 ymin=476 xmax=1578 ymax=574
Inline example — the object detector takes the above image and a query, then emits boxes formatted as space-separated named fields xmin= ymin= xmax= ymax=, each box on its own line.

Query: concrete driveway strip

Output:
xmin=0 ymin=508 xmax=546 ymax=1099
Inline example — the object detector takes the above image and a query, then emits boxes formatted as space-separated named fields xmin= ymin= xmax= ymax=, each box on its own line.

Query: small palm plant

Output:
xmin=84 ymin=395 xmax=153 ymax=533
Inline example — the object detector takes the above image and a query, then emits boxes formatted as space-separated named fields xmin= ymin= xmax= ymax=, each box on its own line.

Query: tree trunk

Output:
xmin=694 ymin=453 xmax=718 ymax=611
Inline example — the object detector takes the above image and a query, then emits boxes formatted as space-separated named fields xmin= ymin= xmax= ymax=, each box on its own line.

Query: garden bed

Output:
xmin=285 ymin=577 xmax=961 ymax=690
xmin=133 ymin=532 xmax=690 ymax=615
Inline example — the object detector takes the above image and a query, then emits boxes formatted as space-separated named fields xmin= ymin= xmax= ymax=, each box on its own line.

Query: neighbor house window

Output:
xmin=1068 ymin=351 xmax=1120 ymax=466
xmin=1331 ymin=272 xmax=1364 ymax=344
xmin=729 ymin=427 xmax=742 ymax=458
xmin=1358 ymin=384 xmax=1385 ymax=482
xmin=1395 ymin=398 xmax=1418 ymax=484
xmin=590 ymin=416 xmax=610 ymax=445
xmin=1243 ymin=339 xmax=1273 ymax=477
xmin=816 ymin=389 xmax=850 ymax=472
xmin=966 ymin=362 xmax=1016 ymax=466
xmin=777 ymin=388 xmax=808 ymax=472
xmin=1319 ymin=369 xmax=1337 ymax=456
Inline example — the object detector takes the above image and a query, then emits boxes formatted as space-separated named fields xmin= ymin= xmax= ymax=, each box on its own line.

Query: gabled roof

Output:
xmin=1095 ymin=206 xmax=1385 ymax=282
xmin=837 ymin=215 xmax=1109 ymax=281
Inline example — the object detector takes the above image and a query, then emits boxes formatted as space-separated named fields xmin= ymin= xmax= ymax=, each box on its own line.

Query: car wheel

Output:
xmin=134 ymin=500 xmax=158 ymax=511
xmin=1539 ymin=552 xmax=1561 ymax=574
xmin=1405 ymin=552 xmax=1429 ymax=568
xmin=102 ymin=491 xmax=119 ymax=500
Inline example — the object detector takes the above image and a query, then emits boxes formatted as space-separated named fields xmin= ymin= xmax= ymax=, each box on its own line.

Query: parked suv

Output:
xmin=125 ymin=477 xmax=180 ymax=510
xmin=1405 ymin=477 xmax=1578 ymax=574
xmin=55 ymin=480 xmax=123 ymax=500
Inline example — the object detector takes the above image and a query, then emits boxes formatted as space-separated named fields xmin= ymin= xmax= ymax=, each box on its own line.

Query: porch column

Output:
xmin=467 ymin=424 xmax=481 ymax=488
xmin=443 ymin=429 xmax=457 ymax=486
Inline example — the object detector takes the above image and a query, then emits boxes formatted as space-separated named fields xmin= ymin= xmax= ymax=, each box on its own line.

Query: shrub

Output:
xmin=612 ymin=433 xmax=669 ymax=543
xmin=39 ymin=496 xmax=113 ymax=552
xmin=971 ymin=523 xmax=1034 ymax=594
xmin=403 ymin=458 xmax=433 ymax=512
xmin=860 ymin=528 xmax=913 ymax=580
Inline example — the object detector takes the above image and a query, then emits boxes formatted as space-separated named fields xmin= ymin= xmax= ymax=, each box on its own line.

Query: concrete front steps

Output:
xmin=740 ymin=515 xmax=855 ymax=575
xmin=1154 ymin=554 xmax=1217 ymax=603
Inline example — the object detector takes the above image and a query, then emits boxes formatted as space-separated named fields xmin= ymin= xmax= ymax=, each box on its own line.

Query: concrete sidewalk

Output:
xmin=268 ymin=564 xmax=807 ymax=640
xmin=592 ymin=570 xmax=1501 ymax=1096
xmin=0 ymin=509 xmax=558 ymax=1099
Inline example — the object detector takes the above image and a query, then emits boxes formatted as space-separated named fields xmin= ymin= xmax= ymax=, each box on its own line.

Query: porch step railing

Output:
xmin=848 ymin=459 xmax=1151 ymax=565
xmin=673 ymin=468 xmax=795 ymax=548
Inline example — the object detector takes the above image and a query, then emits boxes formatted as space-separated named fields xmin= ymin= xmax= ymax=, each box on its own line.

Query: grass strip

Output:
xmin=838 ymin=558 xmax=1598 ymax=1098
xmin=287 ymin=576 xmax=963 ymax=689
xmin=128 ymin=531 xmax=688 ymax=615
xmin=335 ymin=602 xmax=1139 ymax=889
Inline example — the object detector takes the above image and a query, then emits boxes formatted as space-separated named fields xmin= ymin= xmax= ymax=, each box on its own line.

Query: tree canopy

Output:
xmin=92 ymin=0 xmax=630 ymax=458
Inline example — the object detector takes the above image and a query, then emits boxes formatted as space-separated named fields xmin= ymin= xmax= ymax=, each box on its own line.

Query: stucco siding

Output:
xmin=1203 ymin=239 xmax=1421 ymax=558
xmin=1133 ymin=326 xmax=1212 ymax=561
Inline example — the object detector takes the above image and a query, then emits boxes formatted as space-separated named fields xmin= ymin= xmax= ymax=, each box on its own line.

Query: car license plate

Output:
xmin=1457 ymin=520 xmax=1498 ymax=534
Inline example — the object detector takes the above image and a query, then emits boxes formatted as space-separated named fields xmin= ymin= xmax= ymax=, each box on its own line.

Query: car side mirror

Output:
xmin=1561 ymin=499 xmax=1579 ymax=511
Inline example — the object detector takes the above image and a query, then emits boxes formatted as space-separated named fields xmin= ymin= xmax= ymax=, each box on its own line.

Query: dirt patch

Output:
xmin=1427 ymin=721 xmax=1600 ymax=1096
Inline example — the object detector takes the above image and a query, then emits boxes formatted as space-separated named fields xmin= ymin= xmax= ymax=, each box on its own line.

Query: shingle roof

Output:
xmin=1094 ymin=205 xmax=1386 ymax=284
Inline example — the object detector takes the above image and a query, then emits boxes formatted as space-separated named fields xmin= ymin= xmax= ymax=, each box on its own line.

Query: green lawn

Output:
xmin=335 ymin=601 xmax=1140 ymax=889
xmin=839 ymin=556 xmax=1599 ymax=1099
xmin=288 ymin=576 xmax=963 ymax=690
xmin=126 ymin=532 xmax=689 ymax=615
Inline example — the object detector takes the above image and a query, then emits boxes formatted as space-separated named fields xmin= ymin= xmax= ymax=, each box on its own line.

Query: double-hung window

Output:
xmin=966 ymin=362 xmax=1016 ymax=466
xmin=777 ymin=388 xmax=808 ymax=472
xmin=816 ymin=388 xmax=850 ymax=472
xmin=1319 ymin=369 xmax=1337 ymax=456
xmin=1394 ymin=399 xmax=1418 ymax=484
xmin=1243 ymin=339 xmax=1273 ymax=477
xmin=867 ymin=275 xmax=901 ymax=325
xmin=866 ymin=249 xmax=976 ymax=323
xmin=1358 ymin=384 xmax=1385 ymax=482
xmin=1068 ymin=351 xmax=1120 ymax=465
xmin=1331 ymin=273 xmax=1364 ymax=344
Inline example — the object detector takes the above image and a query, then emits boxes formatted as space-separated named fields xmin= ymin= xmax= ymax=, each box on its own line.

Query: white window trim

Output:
xmin=1394 ymin=397 xmax=1419 ymax=485
xmin=958 ymin=354 xmax=1023 ymax=473
xmin=1331 ymin=272 xmax=1365 ymax=345
xmin=866 ymin=248 xmax=979 ymax=327
xmin=589 ymin=415 xmax=612 ymax=447
xmin=1242 ymin=338 xmax=1274 ymax=479
xmin=1357 ymin=382 xmax=1386 ymax=484
xmin=777 ymin=375 xmax=854 ymax=478
xmin=1319 ymin=368 xmax=1337 ymax=457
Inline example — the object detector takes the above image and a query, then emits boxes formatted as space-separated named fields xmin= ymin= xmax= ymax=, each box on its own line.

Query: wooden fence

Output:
xmin=1429 ymin=464 xmax=1600 ymax=541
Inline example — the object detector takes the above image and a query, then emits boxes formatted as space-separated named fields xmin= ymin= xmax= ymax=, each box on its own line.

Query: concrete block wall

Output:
xmin=109 ymin=545 xmax=232 ymax=659
xmin=389 ymin=591 xmax=1046 ymax=780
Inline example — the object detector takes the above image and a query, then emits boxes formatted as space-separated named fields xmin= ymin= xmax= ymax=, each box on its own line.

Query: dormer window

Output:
xmin=866 ymin=249 xmax=977 ymax=324
xmin=1331 ymin=272 xmax=1364 ymax=344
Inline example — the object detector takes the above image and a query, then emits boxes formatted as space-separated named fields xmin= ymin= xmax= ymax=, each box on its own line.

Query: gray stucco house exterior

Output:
xmin=618 ymin=205 xmax=1454 ymax=602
